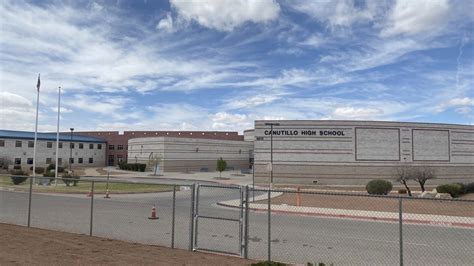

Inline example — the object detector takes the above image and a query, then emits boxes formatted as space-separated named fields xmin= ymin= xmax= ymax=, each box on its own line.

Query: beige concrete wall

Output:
xmin=0 ymin=138 xmax=106 ymax=170
xmin=127 ymin=137 xmax=253 ymax=172
xmin=254 ymin=120 xmax=474 ymax=185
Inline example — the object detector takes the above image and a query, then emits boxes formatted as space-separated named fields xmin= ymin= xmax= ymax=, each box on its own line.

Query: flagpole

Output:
xmin=32 ymin=74 xmax=40 ymax=185
xmin=55 ymin=86 xmax=61 ymax=186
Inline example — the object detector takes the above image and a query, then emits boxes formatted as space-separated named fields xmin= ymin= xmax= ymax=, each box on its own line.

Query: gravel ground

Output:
xmin=0 ymin=223 xmax=255 ymax=265
xmin=256 ymin=192 xmax=474 ymax=217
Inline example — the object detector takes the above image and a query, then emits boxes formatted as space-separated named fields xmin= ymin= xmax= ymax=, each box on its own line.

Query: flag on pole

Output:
xmin=36 ymin=74 xmax=40 ymax=91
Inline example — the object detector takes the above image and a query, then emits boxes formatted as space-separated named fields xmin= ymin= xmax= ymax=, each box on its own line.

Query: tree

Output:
xmin=395 ymin=165 xmax=415 ymax=196
xmin=412 ymin=166 xmax=435 ymax=192
xmin=0 ymin=156 xmax=12 ymax=170
xmin=216 ymin=157 xmax=227 ymax=178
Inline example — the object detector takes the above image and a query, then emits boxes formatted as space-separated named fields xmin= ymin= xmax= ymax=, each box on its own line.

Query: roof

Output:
xmin=0 ymin=130 xmax=106 ymax=143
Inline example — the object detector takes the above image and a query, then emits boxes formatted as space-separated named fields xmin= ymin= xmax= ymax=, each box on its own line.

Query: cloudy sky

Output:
xmin=0 ymin=0 xmax=473 ymax=133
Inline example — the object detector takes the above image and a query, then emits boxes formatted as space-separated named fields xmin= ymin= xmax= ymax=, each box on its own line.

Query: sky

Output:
xmin=0 ymin=0 xmax=473 ymax=133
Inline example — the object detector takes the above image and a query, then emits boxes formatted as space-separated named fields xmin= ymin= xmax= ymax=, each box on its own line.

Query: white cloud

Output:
xmin=381 ymin=0 xmax=451 ymax=37
xmin=290 ymin=0 xmax=383 ymax=28
xmin=156 ymin=13 xmax=174 ymax=32
xmin=0 ymin=92 xmax=32 ymax=108
xmin=170 ymin=0 xmax=280 ymax=31
xmin=332 ymin=106 xmax=383 ymax=119
xmin=448 ymin=97 xmax=474 ymax=106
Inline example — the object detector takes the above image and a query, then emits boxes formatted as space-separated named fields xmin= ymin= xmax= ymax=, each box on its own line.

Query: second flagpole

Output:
xmin=54 ymin=86 xmax=61 ymax=186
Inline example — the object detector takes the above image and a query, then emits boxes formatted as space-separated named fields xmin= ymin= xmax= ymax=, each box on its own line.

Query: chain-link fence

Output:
xmin=1 ymin=177 xmax=473 ymax=265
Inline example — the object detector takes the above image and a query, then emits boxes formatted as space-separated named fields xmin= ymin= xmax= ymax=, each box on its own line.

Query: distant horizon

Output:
xmin=1 ymin=0 xmax=473 ymax=133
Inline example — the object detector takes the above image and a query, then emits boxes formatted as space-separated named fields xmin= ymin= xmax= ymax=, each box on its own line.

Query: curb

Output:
xmin=217 ymin=201 xmax=474 ymax=229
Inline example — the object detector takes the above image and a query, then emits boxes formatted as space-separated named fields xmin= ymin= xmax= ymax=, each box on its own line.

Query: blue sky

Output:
xmin=0 ymin=0 xmax=473 ymax=133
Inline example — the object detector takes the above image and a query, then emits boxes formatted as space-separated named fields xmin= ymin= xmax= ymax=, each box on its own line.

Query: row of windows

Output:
xmin=108 ymin=145 xmax=126 ymax=150
xmin=0 ymin=140 xmax=102 ymax=150
xmin=15 ymin=157 xmax=94 ymax=165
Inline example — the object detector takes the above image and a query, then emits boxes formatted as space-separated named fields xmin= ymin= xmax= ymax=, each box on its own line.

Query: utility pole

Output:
xmin=264 ymin=122 xmax=280 ymax=189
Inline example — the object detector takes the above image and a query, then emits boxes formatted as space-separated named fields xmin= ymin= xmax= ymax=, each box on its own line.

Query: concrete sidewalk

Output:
xmin=218 ymin=194 xmax=474 ymax=229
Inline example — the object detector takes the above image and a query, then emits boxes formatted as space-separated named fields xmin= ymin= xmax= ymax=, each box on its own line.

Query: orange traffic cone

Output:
xmin=104 ymin=189 xmax=111 ymax=199
xmin=148 ymin=206 xmax=159 ymax=220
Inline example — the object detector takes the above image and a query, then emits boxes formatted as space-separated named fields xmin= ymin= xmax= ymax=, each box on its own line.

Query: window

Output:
xmin=89 ymin=143 xmax=94 ymax=149
xmin=78 ymin=158 xmax=83 ymax=164
xmin=117 ymin=145 xmax=123 ymax=150
xmin=109 ymin=145 xmax=115 ymax=150
xmin=14 ymin=158 xmax=21 ymax=164
xmin=97 ymin=144 xmax=102 ymax=150
xmin=28 ymin=141 xmax=34 ymax=148
xmin=88 ymin=158 xmax=93 ymax=164
xmin=70 ymin=143 xmax=75 ymax=149
xmin=59 ymin=142 xmax=63 ymax=148
xmin=16 ymin=141 xmax=22 ymax=147
xmin=0 ymin=140 xmax=4 ymax=147
xmin=117 ymin=155 xmax=123 ymax=162
xmin=79 ymin=143 xmax=84 ymax=149
xmin=47 ymin=142 xmax=53 ymax=148
xmin=27 ymin=158 xmax=33 ymax=165
xmin=69 ymin=158 xmax=74 ymax=164
xmin=58 ymin=158 xmax=62 ymax=165
xmin=108 ymin=155 xmax=114 ymax=166
xmin=46 ymin=158 xmax=52 ymax=164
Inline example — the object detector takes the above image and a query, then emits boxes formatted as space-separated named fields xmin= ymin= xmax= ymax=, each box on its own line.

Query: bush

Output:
xmin=118 ymin=163 xmax=146 ymax=172
xmin=62 ymin=173 xmax=80 ymax=186
xmin=10 ymin=169 xmax=26 ymax=176
xmin=28 ymin=166 xmax=45 ymax=174
xmin=46 ymin=164 xmax=65 ymax=173
xmin=398 ymin=189 xmax=407 ymax=194
xmin=43 ymin=171 xmax=55 ymax=177
xmin=436 ymin=183 xmax=463 ymax=198
xmin=13 ymin=165 xmax=21 ymax=170
xmin=466 ymin=182 xmax=474 ymax=193
xmin=10 ymin=175 xmax=28 ymax=185
xmin=456 ymin=183 xmax=467 ymax=194
xmin=366 ymin=179 xmax=393 ymax=195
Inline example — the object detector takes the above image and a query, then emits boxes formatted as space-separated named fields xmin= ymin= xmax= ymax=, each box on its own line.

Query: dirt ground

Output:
xmin=256 ymin=193 xmax=474 ymax=217
xmin=0 ymin=223 xmax=255 ymax=266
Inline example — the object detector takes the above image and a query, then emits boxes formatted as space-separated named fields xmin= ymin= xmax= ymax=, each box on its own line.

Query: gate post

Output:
xmin=399 ymin=197 xmax=403 ymax=266
xmin=244 ymin=185 xmax=250 ymax=259
xmin=194 ymin=184 xmax=200 ymax=250
xmin=189 ymin=183 xmax=196 ymax=251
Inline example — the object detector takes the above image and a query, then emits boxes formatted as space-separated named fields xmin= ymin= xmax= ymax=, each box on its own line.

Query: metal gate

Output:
xmin=192 ymin=184 xmax=248 ymax=257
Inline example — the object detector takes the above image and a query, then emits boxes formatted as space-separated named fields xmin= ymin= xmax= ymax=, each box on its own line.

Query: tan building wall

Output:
xmin=127 ymin=137 xmax=253 ymax=172
xmin=254 ymin=120 xmax=474 ymax=185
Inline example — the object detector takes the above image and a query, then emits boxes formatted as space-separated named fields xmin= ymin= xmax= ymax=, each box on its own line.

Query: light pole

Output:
xmin=69 ymin=128 xmax=74 ymax=172
xmin=264 ymin=122 xmax=280 ymax=189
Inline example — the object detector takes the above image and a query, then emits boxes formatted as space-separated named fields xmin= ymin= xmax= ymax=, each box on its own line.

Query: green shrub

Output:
xmin=43 ymin=171 xmax=55 ymax=177
xmin=366 ymin=179 xmax=393 ymax=195
xmin=10 ymin=175 xmax=28 ymax=185
xmin=466 ymin=182 xmax=474 ymax=193
xmin=46 ymin=164 xmax=65 ymax=173
xmin=10 ymin=169 xmax=26 ymax=176
xmin=62 ymin=173 xmax=80 ymax=186
xmin=436 ymin=183 xmax=463 ymax=198
xmin=117 ymin=163 xmax=146 ymax=172
xmin=456 ymin=183 xmax=467 ymax=194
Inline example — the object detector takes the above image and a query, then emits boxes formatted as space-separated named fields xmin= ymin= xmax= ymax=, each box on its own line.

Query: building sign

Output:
xmin=263 ymin=129 xmax=346 ymax=136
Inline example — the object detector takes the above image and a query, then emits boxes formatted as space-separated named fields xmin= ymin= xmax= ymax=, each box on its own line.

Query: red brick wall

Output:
xmin=71 ymin=131 xmax=244 ymax=166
